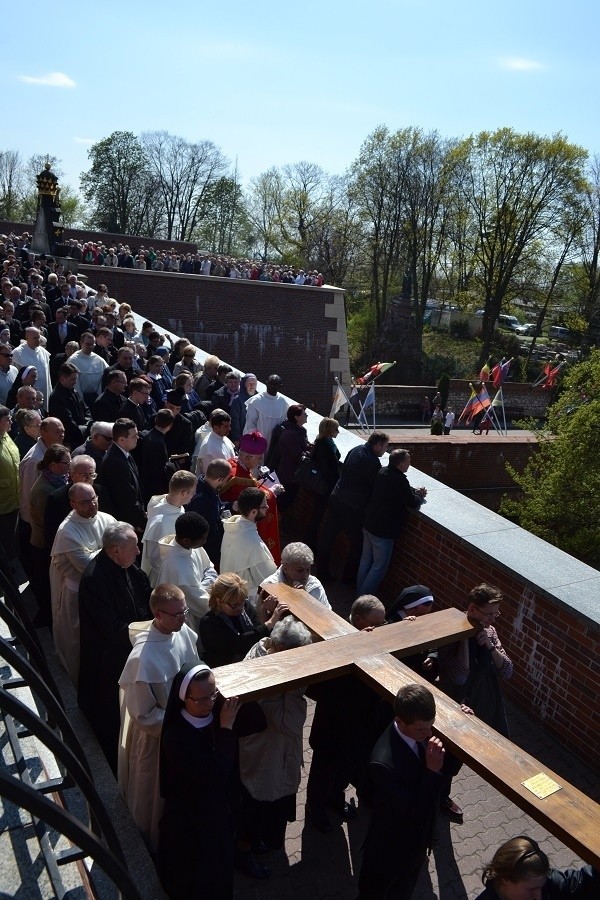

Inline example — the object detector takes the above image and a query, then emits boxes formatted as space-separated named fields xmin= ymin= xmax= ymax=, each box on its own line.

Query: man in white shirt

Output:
xmin=141 ymin=470 xmax=197 ymax=585
xmin=12 ymin=327 xmax=52 ymax=409
xmin=118 ymin=584 xmax=199 ymax=851
xmin=261 ymin=541 xmax=330 ymax=608
xmin=195 ymin=409 xmax=236 ymax=475
xmin=69 ymin=331 xmax=108 ymax=407
xmin=157 ymin=511 xmax=217 ymax=633
xmin=220 ymin=487 xmax=277 ymax=597
xmin=49 ymin=483 xmax=116 ymax=683
xmin=243 ymin=374 xmax=289 ymax=446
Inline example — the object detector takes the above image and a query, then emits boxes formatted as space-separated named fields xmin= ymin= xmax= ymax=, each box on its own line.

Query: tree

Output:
xmin=0 ymin=150 xmax=25 ymax=219
xmin=456 ymin=128 xmax=587 ymax=366
xmin=501 ymin=351 xmax=600 ymax=567
xmin=194 ymin=174 xmax=251 ymax=255
xmin=142 ymin=131 xmax=227 ymax=242
xmin=80 ymin=131 xmax=160 ymax=235
xmin=245 ymin=167 xmax=286 ymax=261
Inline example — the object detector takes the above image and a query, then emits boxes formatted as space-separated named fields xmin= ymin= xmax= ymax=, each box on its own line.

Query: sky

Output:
xmin=4 ymin=0 xmax=600 ymax=194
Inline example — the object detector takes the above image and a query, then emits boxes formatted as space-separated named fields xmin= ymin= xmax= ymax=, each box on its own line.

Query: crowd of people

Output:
xmin=1 ymin=230 xmax=325 ymax=286
xmin=0 ymin=231 xmax=596 ymax=900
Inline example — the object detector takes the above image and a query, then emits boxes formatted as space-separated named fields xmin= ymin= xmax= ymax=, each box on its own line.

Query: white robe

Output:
xmin=157 ymin=536 xmax=217 ymax=633
xmin=118 ymin=622 xmax=199 ymax=850
xmin=12 ymin=343 xmax=52 ymax=410
xmin=49 ymin=510 xmax=116 ymax=683
xmin=140 ymin=499 xmax=184 ymax=585
xmin=243 ymin=392 xmax=289 ymax=445
xmin=220 ymin=515 xmax=277 ymax=597
xmin=69 ymin=349 xmax=108 ymax=399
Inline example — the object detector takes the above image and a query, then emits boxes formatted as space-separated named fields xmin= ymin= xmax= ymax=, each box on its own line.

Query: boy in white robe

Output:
xmin=156 ymin=512 xmax=217 ymax=633
xmin=140 ymin=470 xmax=197 ymax=585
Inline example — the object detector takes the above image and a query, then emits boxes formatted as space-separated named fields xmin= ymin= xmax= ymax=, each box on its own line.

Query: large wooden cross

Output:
xmin=214 ymin=583 xmax=600 ymax=867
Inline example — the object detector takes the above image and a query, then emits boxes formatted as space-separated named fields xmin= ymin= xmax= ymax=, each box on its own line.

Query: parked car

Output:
xmin=548 ymin=325 xmax=577 ymax=342
xmin=515 ymin=323 xmax=541 ymax=336
xmin=497 ymin=314 xmax=521 ymax=331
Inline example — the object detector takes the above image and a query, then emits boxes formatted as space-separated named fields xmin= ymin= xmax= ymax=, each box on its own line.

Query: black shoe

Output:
xmin=439 ymin=797 xmax=463 ymax=824
xmin=235 ymin=852 xmax=271 ymax=879
xmin=306 ymin=805 xmax=332 ymax=834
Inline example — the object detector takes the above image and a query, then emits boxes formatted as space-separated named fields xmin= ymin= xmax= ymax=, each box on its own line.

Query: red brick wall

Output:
xmin=376 ymin=516 xmax=598 ymax=769
xmin=80 ymin=265 xmax=341 ymax=414
xmin=386 ymin=436 xmax=535 ymax=509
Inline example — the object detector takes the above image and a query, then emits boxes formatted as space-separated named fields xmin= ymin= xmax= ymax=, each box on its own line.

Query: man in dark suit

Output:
xmin=357 ymin=684 xmax=445 ymax=900
xmin=121 ymin=377 xmax=156 ymax=432
xmin=66 ymin=299 xmax=91 ymax=337
xmin=140 ymin=408 xmax=174 ymax=504
xmin=47 ymin=307 xmax=79 ymax=356
xmin=92 ymin=370 xmax=127 ymax=422
xmin=93 ymin=327 xmax=118 ymax=366
xmin=48 ymin=362 xmax=91 ymax=450
xmin=97 ymin=418 xmax=146 ymax=532
xmin=78 ymin=522 xmax=151 ymax=772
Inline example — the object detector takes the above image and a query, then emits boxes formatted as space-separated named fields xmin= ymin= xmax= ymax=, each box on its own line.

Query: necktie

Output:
xmin=418 ymin=741 xmax=427 ymax=765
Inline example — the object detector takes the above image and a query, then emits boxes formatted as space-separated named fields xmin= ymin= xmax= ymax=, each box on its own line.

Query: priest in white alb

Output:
xmin=49 ymin=482 xmax=116 ymax=684
xmin=140 ymin=470 xmax=197 ymax=585
xmin=118 ymin=584 xmax=199 ymax=851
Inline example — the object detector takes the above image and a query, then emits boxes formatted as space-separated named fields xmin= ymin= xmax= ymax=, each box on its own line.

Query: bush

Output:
xmin=430 ymin=419 xmax=444 ymax=435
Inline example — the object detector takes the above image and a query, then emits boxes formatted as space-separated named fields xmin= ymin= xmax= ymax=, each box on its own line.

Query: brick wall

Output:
xmin=374 ymin=382 xmax=551 ymax=420
xmin=80 ymin=265 xmax=349 ymax=415
xmin=289 ymin=487 xmax=600 ymax=770
xmin=386 ymin=435 xmax=535 ymax=509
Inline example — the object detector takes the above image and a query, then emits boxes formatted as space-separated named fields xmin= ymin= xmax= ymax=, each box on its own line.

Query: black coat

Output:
xmin=474 ymin=868 xmax=599 ymax=900
xmin=331 ymin=442 xmax=382 ymax=510
xmin=97 ymin=444 xmax=146 ymax=530
xmin=46 ymin=321 xmax=79 ymax=356
xmin=91 ymin=389 xmax=125 ymax=423
xmin=140 ymin=428 xmax=170 ymax=505
xmin=186 ymin=479 xmax=226 ymax=569
xmin=47 ymin=382 xmax=90 ymax=450
xmin=363 ymin=464 xmax=424 ymax=539
xmin=358 ymin=725 xmax=442 ymax=899
xmin=310 ymin=438 xmax=341 ymax=493
xmin=77 ymin=551 xmax=151 ymax=771
xmin=198 ymin=605 xmax=269 ymax=668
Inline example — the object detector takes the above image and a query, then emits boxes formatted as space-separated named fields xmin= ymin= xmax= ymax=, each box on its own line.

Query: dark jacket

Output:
xmin=46 ymin=321 xmax=79 ymax=356
xmin=474 ymin=868 xmax=598 ymax=900
xmin=186 ymin=478 xmax=228 ymax=569
xmin=198 ymin=604 xmax=269 ymax=668
xmin=331 ymin=442 xmax=382 ymax=510
xmin=363 ymin=464 xmax=424 ymax=539
xmin=276 ymin=422 xmax=309 ymax=483
xmin=310 ymin=437 xmax=341 ymax=493
xmin=91 ymin=389 xmax=125 ymax=423
xmin=140 ymin=428 xmax=170 ymax=505
xmin=358 ymin=724 xmax=442 ymax=899
xmin=78 ymin=551 xmax=151 ymax=771
xmin=48 ymin=382 xmax=90 ymax=450
xmin=97 ymin=444 xmax=146 ymax=530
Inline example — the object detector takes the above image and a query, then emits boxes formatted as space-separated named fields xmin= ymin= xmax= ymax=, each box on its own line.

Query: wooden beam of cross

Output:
xmin=213 ymin=583 xmax=600 ymax=867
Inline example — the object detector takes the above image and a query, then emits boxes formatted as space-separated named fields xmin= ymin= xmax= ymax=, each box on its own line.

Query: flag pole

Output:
xmin=334 ymin=377 xmax=370 ymax=434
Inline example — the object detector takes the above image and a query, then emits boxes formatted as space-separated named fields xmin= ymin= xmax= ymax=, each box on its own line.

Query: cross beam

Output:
xmin=213 ymin=583 xmax=600 ymax=867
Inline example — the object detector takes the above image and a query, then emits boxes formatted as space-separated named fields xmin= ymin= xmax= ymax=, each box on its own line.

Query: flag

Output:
xmin=330 ymin=384 xmax=347 ymax=417
xmin=458 ymin=385 xmax=477 ymax=424
xmin=467 ymin=384 xmax=492 ymax=423
xmin=491 ymin=389 xmax=503 ymax=407
xmin=479 ymin=359 xmax=491 ymax=381
xmin=357 ymin=361 xmax=395 ymax=385
xmin=358 ymin=385 xmax=375 ymax=425
xmin=491 ymin=358 xmax=512 ymax=389
xmin=542 ymin=362 xmax=563 ymax=389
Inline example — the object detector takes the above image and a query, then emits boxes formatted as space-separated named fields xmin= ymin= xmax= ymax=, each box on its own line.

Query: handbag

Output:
xmin=293 ymin=454 xmax=330 ymax=495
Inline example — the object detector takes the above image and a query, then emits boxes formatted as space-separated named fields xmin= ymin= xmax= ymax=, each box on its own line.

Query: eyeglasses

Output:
xmin=78 ymin=472 xmax=97 ymax=480
xmin=157 ymin=607 xmax=190 ymax=619
xmin=187 ymin=690 xmax=219 ymax=704
xmin=224 ymin=600 xmax=246 ymax=612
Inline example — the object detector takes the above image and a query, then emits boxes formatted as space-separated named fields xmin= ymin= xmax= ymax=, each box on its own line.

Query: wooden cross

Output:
xmin=214 ymin=583 xmax=600 ymax=867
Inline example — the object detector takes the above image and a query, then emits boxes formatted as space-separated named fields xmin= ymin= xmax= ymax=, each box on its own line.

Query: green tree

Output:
xmin=80 ymin=131 xmax=160 ymax=235
xmin=0 ymin=149 xmax=25 ymax=219
xmin=501 ymin=351 xmax=600 ymax=566
xmin=456 ymin=128 xmax=587 ymax=367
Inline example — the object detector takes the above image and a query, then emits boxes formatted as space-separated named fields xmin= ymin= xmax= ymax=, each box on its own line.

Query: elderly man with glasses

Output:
xmin=49 ymin=481 xmax=116 ymax=684
xmin=118 ymin=584 xmax=200 ymax=852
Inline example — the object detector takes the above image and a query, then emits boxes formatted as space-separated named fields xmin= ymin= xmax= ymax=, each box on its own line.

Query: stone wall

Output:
xmin=373 ymin=381 xmax=552 ymax=420
xmin=80 ymin=264 xmax=350 ymax=415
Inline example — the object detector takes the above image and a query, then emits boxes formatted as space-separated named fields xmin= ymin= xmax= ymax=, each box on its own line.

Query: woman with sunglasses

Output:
xmin=477 ymin=836 xmax=598 ymax=899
